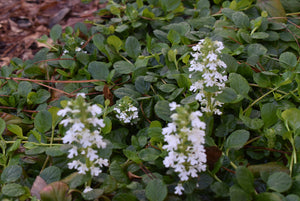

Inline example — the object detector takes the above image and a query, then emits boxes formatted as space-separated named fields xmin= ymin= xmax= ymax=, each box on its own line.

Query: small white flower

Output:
xmin=175 ymin=184 xmax=184 ymax=195
xmin=169 ymin=102 xmax=180 ymax=111
xmin=76 ymin=93 xmax=86 ymax=98
xmin=88 ymin=104 xmax=102 ymax=116
xmin=67 ymin=146 xmax=78 ymax=158
xmin=83 ymin=186 xmax=93 ymax=193
xmin=75 ymin=47 xmax=82 ymax=52
xmin=57 ymin=107 xmax=72 ymax=117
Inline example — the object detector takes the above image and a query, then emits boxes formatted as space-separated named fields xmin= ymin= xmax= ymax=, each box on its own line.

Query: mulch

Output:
xmin=0 ymin=0 xmax=104 ymax=67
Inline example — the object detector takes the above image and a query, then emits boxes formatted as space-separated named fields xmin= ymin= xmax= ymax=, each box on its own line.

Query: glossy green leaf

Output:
xmin=40 ymin=166 xmax=62 ymax=184
xmin=261 ymin=103 xmax=278 ymax=128
xmin=109 ymin=161 xmax=129 ymax=183
xmin=1 ymin=165 xmax=22 ymax=183
xmin=34 ymin=110 xmax=52 ymax=133
xmin=229 ymin=73 xmax=250 ymax=97
xmin=88 ymin=61 xmax=110 ymax=80
xmin=254 ymin=192 xmax=282 ymax=201
xmin=145 ymin=179 xmax=167 ymax=201
xmin=282 ymin=108 xmax=300 ymax=131
xmin=112 ymin=193 xmax=138 ymax=201
xmin=18 ymin=81 xmax=32 ymax=98
xmin=59 ymin=55 xmax=76 ymax=69
xmin=229 ymin=185 xmax=252 ymax=201
xmin=82 ymin=189 xmax=104 ymax=200
xmin=236 ymin=166 xmax=254 ymax=193
xmin=216 ymin=88 xmax=238 ymax=103
xmin=247 ymin=43 xmax=267 ymax=56
xmin=7 ymin=124 xmax=23 ymax=138
xmin=167 ymin=29 xmax=181 ymax=45
xmin=232 ymin=12 xmax=250 ymax=28
xmin=267 ymin=172 xmax=292 ymax=193
xmin=0 ymin=118 xmax=5 ymax=136
xmin=114 ymin=87 xmax=141 ymax=99
xmin=279 ymin=52 xmax=298 ymax=69
xmin=138 ymin=148 xmax=160 ymax=162
xmin=154 ymin=100 xmax=172 ymax=121
xmin=2 ymin=183 xmax=26 ymax=197
xmin=135 ymin=76 xmax=150 ymax=94
xmin=225 ymin=129 xmax=250 ymax=150
xmin=160 ymin=0 xmax=181 ymax=12
xmin=50 ymin=24 xmax=62 ymax=41
xmin=113 ymin=61 xmax=135 ymax=75
xmin=125 ymin=36 xmax=141 ymax=59
xmin=107 ymin=35 xmax=123 ymax=52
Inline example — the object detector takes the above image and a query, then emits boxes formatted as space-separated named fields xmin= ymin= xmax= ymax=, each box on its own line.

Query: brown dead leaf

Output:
xmin=31 ymin=176 xmax=48 ymax=199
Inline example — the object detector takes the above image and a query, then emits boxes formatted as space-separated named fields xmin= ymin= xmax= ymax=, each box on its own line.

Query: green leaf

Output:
xmin=145 ymin=179 xmax=167 ymax=201
xmin=112 ymin=193 xmax=138 ymax=201
xmin=240 ymin=115 xmax=264 ymax=130
xmin=1 ymin=165 xmax=22 ymax=183
xmin=254 ymin=192 xmax=282 ymax=201
xmin=229 ymin=73 xmax=250 ymax=97
xmin=125 ymin=36 xmax=141 ymax=59
xmin=40 ymin=181 xmax=72 ymax=201
xmin=88 ymin=61 xmax=110 ymax=80
xmin=62 ymin=172 xmax=90 ymax=189
xmin=50 ymin=24 xmax=62 ymax=42
xmin=232 ymin=12 xmax=250 ymax=28
xmin=154 ymin=100 xmax=172 ymax=121
xmin=225 ymin=129 xmax=250 ymax=150
xmin=59 ymin=55 xmax=76 ymax=69
xmin=267 ymin=172 xmax=292 ymax=193
xmin=247 ymin=43 xmax=267 ymax=56
xmin=76 ymin=52 xmax=89 ymax=65
xmin=107 ymin=35 xmax=123 ymax=52
xmin=135 ymin=76 xmax=150 ymax=94
xmin=114 ymin=87 xmax=141 ymax=99
xmin=221 ymin=54 xmax=238 ymax=73
xmin=18 ymin=81 xmax=32 ymax=98
xmin=45 ymin=146 xmax=65 ymax=157
xmin=48 ymin=107 xmax=61 ymax=128
xmin=123 ymin=149 xmax=142 ymax=164
xmin=102 ymin=175 xmax=118 ymax=194
xmin=113 ymin=61 xmax=135 ymax=75
xmin=251 ymin=32 xmax=269 ymax=39
xmin=27 ymin=89 xmax=51 ymax=104
xmin=279 ymin=52 xmax=298 ymax=69
xmin=102 ymin=117 xmax=112 ymax=134
xmin=261 ymin=103 xmax=278 ymax=128
xmin=109 ymin=161 xmax=129 ymax=184
xmin=34 ymin=110 xmax=52 ymax=133
xmin=0 ymin=118 xmax=5 ymax=135
xmin=159 ymin=84 xmax=177 ymax=93
xmin=210 ymin=182 xmax=229 ymax=197
xmin=160 ymin=0 xmax=181 ymax=12
xmin=236 ymin=166 xmax=254 ymax=193
xmin=216 ymin=88 xmax=238 ymax=103
xmin=82 ymin=189 xmax=104 ymax=200
xmin=282 ymin=108 xmax=300 ymax=131
xmin=167 ymin=29 xmax=181 ymax=45
xmin=286 ymin=194 xmax=300 ymax=201
xmin=7 ymin=124 xmax=23 ymax=138
xmin=40 ymin=166 xmax=62 ymax=184
xmin=138 ymin=148 xmax=160 ymax=162
xmin=7 ymin=139 xmax=22 ymax=153
xmin=230 ymin=185 xmax=252 ymax=201
xmin=2 ymin=183 xmax=26 ymax=197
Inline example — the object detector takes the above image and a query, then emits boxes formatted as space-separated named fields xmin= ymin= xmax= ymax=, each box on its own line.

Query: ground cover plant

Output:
xmin=1 ymin=0 xmax=300 ymax=200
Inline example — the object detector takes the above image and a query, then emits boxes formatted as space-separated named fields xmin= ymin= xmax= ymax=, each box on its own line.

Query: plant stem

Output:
xmin=243 ymin=87 xmax=279 ymax=114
